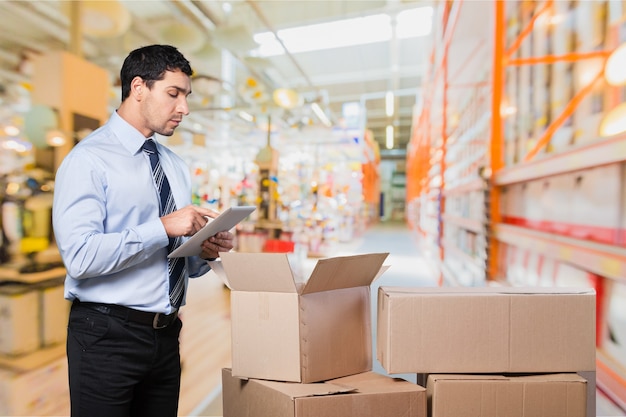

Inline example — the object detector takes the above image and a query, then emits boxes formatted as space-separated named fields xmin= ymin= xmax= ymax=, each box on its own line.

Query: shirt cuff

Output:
xmin=188 ymin=255 xmax=212 ymax=278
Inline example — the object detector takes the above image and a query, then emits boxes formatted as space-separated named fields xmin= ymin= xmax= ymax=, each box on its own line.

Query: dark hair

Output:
xmin=120 ymin=44 xmax=193 ymax=101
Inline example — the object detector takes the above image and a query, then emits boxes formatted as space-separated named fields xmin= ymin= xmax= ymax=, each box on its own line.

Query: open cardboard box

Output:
xmin=222 ymin=368 xmax=426 ymax=417
xmin=216 ymin=252 xmax=389 ymax=383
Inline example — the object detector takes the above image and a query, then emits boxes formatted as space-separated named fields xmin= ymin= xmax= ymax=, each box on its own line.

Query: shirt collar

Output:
xmin=110 ymin=111 xmax=156 ymax=156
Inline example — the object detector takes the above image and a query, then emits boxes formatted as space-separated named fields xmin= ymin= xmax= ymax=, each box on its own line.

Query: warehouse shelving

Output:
xmin=495 ymin=131 xmax=626 ymax=184
xmin=406 ymin=0 xmax=626 ymax=410
xmin=494 ymin=223 xmax=626 ymax=281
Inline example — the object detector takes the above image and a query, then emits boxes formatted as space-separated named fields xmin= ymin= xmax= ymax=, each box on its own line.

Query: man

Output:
xmin=52 ymin=44 xmax=234 ymax=417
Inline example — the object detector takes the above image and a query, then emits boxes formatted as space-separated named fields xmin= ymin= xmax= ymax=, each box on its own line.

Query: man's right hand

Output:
xmin=160 ymin=205 xmax=219 ymax=238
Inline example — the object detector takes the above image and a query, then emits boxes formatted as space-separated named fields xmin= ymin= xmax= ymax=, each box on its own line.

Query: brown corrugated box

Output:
xmin=427 ymin=373 xmax=587 ymax=417
xmin=418 ymin=371 xmax=595 ymax=417
xmin=222 ymin=368 xmax=426 ymax=417
xmin=377 ymin=287 xmax=595 ymax=373
xmin=218 ymin=252 xmax=389 ymax=383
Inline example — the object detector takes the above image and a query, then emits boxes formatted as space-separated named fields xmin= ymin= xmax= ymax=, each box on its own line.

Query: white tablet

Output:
xmin=167 ymin=206 xmax=256 ymax=258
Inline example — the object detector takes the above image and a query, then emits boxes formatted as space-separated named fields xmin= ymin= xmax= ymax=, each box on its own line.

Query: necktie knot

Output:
xmin=142 ymin=139 xmax=158 ymax=155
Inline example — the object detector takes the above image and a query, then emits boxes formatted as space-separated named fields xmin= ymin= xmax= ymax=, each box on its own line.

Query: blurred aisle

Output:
xmin=348 ymin=221 xmax=439 ymax=380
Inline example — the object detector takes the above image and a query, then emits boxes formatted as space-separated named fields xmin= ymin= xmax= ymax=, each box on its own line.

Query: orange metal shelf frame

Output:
xmin=406 ymin=0 xmax=465 ymax=281
xmin=490 ymin=1 xmax=625 ymax=411
xmin=490 ymin=0 xmax=613 ymax=278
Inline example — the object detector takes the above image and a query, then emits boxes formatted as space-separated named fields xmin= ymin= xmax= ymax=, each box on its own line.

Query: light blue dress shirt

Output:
xmin=53 ymin=111 xmax=210 ymax=314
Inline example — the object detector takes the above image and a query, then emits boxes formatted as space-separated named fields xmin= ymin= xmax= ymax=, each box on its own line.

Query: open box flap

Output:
xmin=257 ymin=379 xmax=357 ymax=398
xmin=220 ymin=252 xmax=297 ymax=292
xmin=207 ymin=260 xmax=230 ymax=289
xmin=301 ymin=253 xmax=389 ymax=295
xmin=373 ymin=264 xmax=391 ymax=282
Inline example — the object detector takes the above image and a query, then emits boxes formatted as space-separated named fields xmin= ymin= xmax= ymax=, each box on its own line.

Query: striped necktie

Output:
xmin=142 ymin=139 xmax=186 ymax=308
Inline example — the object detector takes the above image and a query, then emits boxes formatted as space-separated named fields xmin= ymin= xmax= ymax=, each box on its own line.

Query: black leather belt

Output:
xmin=74 ymin=300 xmax=178 ymax=329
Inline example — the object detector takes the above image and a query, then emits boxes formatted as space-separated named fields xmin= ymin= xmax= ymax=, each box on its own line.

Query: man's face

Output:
xmin=140 ymin=69 xmax=191 ymax=137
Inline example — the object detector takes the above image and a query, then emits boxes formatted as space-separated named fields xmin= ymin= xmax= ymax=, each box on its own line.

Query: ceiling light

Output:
xmin=82 ymin=0 xmax=131 ymax=38
xmin=238 ymin=111 xmax=255 ymax=122
xmin=2 ymin=137 xmax=31 ymax=153
xmin=273 ymin=88 xmax=302 ymax=109
xmin=396 ymin=7 xmax=433 ymax=38
xmin=600 ymin=102 xmax=626 ymax=137
xmin=45 ymin=130 xmax=67 ymax=147
xmin=605 ymin=42 xmax=626 ymax=86
xmin=255 ymin=14 xmax=390 ymax=56
xmin=385 ymin=91 xmax=394 ymax=117
xmin=3 ymin=125 xmax=20 ymax=136
xmin=253 ymin=7 xmax=433 ymax=57
xmin=500 ymin=105 xmax=517 ymax=117
xmin=575 ymin=57 xmax=604 ymax=90
xmin=547 ymin=14 xmax=565 ymax=26
xmin=311 ymin=102 xmax=332 ymax=127
xmin=386 ymin=125 xmax=394 ymax=149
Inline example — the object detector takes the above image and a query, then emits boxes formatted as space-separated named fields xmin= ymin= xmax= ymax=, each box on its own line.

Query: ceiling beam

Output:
xmin=0 ymin=1 xmax=99 ymax=57
xmin=288 ymin=65 xmax=424 ymax=88
xmin=245 ymin=0 xmax=321 ymax=99
xmin=326 ymin=87 xmax=421 ymax=104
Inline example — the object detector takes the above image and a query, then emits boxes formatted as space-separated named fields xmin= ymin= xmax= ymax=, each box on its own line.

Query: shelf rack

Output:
xmin=407 ymin=0 xmax=626 ymax=409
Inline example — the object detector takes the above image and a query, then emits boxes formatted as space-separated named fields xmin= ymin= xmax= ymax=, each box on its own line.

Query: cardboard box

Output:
xmin=418 ymin=370 xmax=595 ymax=417
xmin=0 ymin=283 xmax=40 ymax=356
xmin=427 ymin=373 xmax=587 ymax=417
xmin=222 ymin=368 xmax=426 ymax=417
xmin=218 ymin=252 xmax=389 ymax=383
xmin=377 ymin=287 xmax=595 ymax=374
xmin=577 ymin=370 xmax=596 ymax=417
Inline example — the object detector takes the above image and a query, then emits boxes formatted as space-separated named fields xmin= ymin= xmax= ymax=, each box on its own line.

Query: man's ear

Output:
xmin=131 ymin=77 xmax=144 ymax=98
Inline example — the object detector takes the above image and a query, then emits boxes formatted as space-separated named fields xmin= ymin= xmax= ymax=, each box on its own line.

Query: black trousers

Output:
xmin=67 ymin=302 xmax=183 ymax=417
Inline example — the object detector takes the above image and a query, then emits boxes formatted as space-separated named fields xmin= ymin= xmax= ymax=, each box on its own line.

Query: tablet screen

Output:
xmin=168 ymin=206 xmax=256 ymax=258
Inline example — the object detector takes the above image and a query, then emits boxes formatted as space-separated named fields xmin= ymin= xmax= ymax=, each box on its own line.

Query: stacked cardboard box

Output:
xmin=377 ymin=286 xmax=596 ymax=417
xmin=426 ymin=373 xmax=588 ymax=417
xmin=222 ymin=368 xmax=425 ymax=417
xmin=214 ymin=252 xmax=427 ymax=417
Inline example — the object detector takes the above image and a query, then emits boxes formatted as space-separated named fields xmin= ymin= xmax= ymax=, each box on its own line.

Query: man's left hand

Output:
xmin=200 ymin=231 xmax=235 ymax=259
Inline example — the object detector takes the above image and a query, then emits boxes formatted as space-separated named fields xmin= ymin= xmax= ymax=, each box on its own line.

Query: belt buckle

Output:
xmin=152 ymin=312 xmax=176 ymax=330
